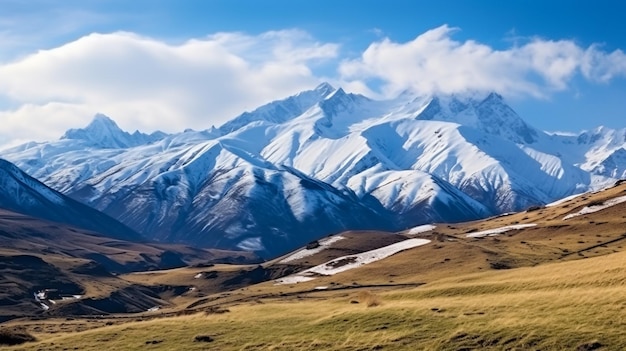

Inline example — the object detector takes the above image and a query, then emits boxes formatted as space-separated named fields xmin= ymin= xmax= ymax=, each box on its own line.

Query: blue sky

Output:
xmin=1 ymin=0 xmax=625 ymax=146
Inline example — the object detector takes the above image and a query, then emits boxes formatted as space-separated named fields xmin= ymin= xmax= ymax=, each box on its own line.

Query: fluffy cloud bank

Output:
xmin=1 ymin=25 xmax=625 ymax=148
xmin=0 ymin=30 xmax=337 ymax=146
xmin=340 ymin=25 xmax=626 ymax=98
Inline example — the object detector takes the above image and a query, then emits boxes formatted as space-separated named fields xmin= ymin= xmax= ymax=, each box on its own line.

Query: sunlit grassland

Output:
xmin=7 ymin=248 xmax=626 ymax=350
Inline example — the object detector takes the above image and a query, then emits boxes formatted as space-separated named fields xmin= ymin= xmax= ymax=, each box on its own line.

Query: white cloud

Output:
xmin=339 ymin=25 xmax=626 ymax=98
xmin=0 ymin=30 xmax=338 ymax=145
xmin=581 ymin=44 xmax=626 ymax=83
xmin=1 ymin=25 xmax=626 ymax=149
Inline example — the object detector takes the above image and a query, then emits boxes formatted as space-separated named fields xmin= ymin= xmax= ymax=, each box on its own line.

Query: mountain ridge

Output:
xmin=0 ymin=158 xmax=142 ymax=241
xmin=1 ymin=84 xmax=625 ymax=257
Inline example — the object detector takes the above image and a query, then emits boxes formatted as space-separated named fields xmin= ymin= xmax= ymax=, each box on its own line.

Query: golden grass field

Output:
xmin=5 ymin=248 xmax=626 ymax=350
xmin=2 ymin=182 xmax=626 ymax=350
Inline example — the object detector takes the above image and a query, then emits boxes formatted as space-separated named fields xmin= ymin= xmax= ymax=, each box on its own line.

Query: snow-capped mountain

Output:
xmin=0 ymin=158 xmax=141 ymax=241
xmin=2 ymin=83 xmax=625 ymax=257
xmin=62 ymin=113 xmax=168 ymax=148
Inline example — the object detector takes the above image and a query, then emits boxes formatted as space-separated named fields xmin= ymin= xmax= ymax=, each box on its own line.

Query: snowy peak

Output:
xmin=319 ymin=88 xmax=370 ymax=115
xmin=61 ymin=114 xmax=131 ymax=148
xmin=61 ymin=114 xmax=166 ymax=148
xmin=414 ymin=92 xmax=538 ymax=144
xmin=474 ymin=92 xmax=538 ymax=144
xmin=88 ymin=113 xmax=120 ymax=130
xmin=314 ymin=82 xmax=335 ymax=96
xmin=219 ymin=83 xmax=337 ymax=134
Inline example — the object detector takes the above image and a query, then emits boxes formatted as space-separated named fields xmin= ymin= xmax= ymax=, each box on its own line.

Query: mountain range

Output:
xmin=2 ymin=83 xmax=625 ymax=257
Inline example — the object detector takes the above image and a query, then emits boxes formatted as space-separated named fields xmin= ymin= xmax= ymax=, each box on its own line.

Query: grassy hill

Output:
xmin=0 ymin=209 xmax=260 ymax=319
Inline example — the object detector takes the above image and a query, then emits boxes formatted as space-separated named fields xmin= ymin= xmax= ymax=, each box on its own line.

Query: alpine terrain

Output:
xmin=2 ymin=83 xmax=626 ymax=257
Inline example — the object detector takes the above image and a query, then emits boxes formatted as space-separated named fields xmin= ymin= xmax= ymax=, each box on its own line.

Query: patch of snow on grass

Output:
xmin=194 ymin=273 xmax=203 ymax=279
xmin=466 ymin=224 xmax=537 ymax=238
xmin=275 ymin=275 xmax=315 ymax=285
xmin=61 ymin=295 xmax=82 ymax=301
xmin=407 ymin=224 xmax=436 ymax=235
xmin=546 ymin=192 xmax=586 ymax=207
xmin=563 ymin=195 xmax=626 ymax=220
xmin=275 ymin=238 xmax=430 ymax=285
xmin=279 ymin=235 xmax=345 ymax=263
xmin=495 ymin=212 xmax=516 ymax=218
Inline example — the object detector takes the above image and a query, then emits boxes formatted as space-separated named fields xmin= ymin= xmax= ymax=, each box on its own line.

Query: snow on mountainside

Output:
xmin=0 ymin=158 xmax=141 ymax=241
xmin=1 ymin=83 xmax=625 ymax=257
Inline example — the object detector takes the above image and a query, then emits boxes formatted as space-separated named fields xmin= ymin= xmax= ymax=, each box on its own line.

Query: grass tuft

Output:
xmin=355 ymin=290 xmax=382 ymax=307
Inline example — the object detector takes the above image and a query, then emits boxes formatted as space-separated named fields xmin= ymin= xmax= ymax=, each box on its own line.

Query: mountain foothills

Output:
xmin=2 ymin=83 xmax=626 ymax=257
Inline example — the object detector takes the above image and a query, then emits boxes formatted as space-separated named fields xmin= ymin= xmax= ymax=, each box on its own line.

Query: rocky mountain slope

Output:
xmin=0 ymin=158 xmax=140 ymax=241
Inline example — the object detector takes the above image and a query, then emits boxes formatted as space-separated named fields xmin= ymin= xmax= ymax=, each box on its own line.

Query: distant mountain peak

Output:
xmin=219 ymin=83 xmax=337 ymax=134
xmin=90 ymin=113 xmax=119 ymax=126
xmin=483 ymin=91 xmax=504 ymax=101
xmin=412 ymin=91 xmax=538 ymax=144
xmin=325 ymin=87 xmax=346 ymax=99
xmin=61 ymin=114 xmax=166 ymax=149
xmin=61 ymin=114 xmax=130 ymax=148
xmin=314 ymin=82 xmax=335 ymax=95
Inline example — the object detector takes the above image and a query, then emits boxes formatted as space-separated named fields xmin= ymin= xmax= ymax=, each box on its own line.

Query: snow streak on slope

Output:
xmin=279 ymin=235 xmax=345 ymax=263
xmin=563 ymin=195 xmax=626 ymax=220
xmin=466 ymin=224 xmax=537 ymax=238
xmin=275 ymin=238 xmax=431 ymax=285
xmin=545 ymin=192 xmax=586 ymax=207
xmin=407 ymin=224 xmax=436 ymax=235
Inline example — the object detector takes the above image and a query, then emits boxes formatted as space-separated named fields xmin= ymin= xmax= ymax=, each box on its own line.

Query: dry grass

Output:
xmin=351 ymin=290 xmax=382 ymax=307
xmin=7 ymin=248 xmax=626 ymax=350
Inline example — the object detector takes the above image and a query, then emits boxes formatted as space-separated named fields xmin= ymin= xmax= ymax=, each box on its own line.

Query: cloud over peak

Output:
xmin=340 ymin=25 xmax=626 ymax=98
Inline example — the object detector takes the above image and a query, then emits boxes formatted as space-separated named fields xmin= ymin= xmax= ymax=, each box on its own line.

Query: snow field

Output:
xmin=279 ymin=235 xmax=346 ymax=263
xmin=563 ymin=195 xmax=626 ymax=220
xmin=275 ymin=238 xmax=431 ymax=285
xmin=466 ymin=224 xmax=537 ymax=238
